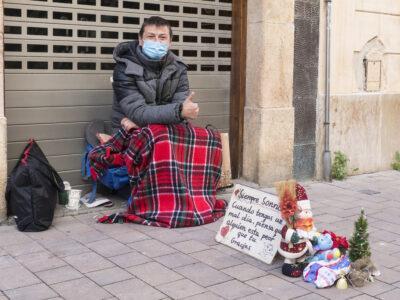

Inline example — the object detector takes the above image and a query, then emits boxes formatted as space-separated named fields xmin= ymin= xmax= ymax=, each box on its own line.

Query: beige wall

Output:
xmin=316 ymin=0 xmax=400 ymax=178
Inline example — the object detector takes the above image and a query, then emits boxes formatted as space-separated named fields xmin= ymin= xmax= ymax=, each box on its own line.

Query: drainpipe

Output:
xmin=323 ymin=0 xmax=332 ymax=181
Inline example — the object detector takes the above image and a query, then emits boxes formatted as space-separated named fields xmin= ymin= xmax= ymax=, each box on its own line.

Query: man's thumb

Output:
xmin=185 ymin=98 xmax=192 ymax=103
xmin=187 ymin=92 xmax=195 ymax=101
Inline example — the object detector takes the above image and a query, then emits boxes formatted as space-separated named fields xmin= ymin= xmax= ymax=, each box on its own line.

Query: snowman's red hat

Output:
xmin=296 ymin=184 xmax=311 ymax=211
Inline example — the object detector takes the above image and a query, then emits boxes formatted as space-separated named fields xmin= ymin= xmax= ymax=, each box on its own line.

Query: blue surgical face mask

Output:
xmin=142 ymin=40 xmax=169 ymax=60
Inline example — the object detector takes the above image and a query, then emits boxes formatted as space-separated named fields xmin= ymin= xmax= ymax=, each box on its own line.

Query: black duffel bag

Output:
xmin=6 ymin=139 xmax=64 ymax=231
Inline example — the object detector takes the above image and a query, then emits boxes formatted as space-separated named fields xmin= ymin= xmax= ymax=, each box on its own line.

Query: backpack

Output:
xmin=81 ymin=142 xmax=130 ymax=204
xmin=81 ymin=143 xmax=129 ymax=192
xmin=6 ymin=139 xmax=64 ymax=232
xmin=81 ymin=120 xmax=130 ymax=204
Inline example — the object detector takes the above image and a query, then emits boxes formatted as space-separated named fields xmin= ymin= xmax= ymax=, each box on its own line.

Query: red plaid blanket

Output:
xmin=89 ymin=124 xmax=226 ymax=228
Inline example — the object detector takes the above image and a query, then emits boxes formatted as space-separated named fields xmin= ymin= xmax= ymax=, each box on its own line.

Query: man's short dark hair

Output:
xmin=139 ymin=16 xmax=173 ymax=39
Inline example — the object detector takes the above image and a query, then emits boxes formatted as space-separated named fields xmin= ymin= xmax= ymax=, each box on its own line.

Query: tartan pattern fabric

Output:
xmin=89 ymin=123 xmax=226 ymax=228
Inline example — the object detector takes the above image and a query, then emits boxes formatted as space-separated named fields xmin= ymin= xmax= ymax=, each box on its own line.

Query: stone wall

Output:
xmin=242 ymin=0 xmax=295 ymax=186
xmin=0 ymin=0 xmax=7 ymax=222
xmin=316 ymin=0 xmax=400 ymax=178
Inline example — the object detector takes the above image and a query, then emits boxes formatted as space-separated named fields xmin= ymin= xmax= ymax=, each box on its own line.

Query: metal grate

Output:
xmin=4 ymin=0 xmax=232 ymax=74
xmin=4 ymin=0 xmax=232 ymax=186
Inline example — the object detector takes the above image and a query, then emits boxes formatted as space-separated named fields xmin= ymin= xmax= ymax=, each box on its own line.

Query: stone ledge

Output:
xmin=0 ymin=117 xmax=7 ymax=223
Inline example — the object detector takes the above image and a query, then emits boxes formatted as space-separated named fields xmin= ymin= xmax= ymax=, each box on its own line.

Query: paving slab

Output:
xmin=63 ymin=251 xmax=115 ymax=273
xmin=3 ymin=283 xmax=58 ymax=300
xmin=172 ymin=240 xmax=210 ymax=254
xmin=189 ymin=249 xmax=243 ymax=270
xmin=0 ymin=255 xmax=19 ymax=269
xmin=26 ymin=229 xmax=68 ymax=243
xmin=86 ymin=238 xmax=133 ymax=258
xmin=374 ymin=267 xmax=400 ymax=284
xmin=207 ymin=279 xmax=260 ymax=299
xmin=239 ymin=293 xmax=280 ymax=300
xmin=376 ymin=288 xmax=400 ymax=300
xmin=354 ymin=279 xmax=396 ymax=296
xmin=154 ymin=252 xmax=198 ymax=269
xmin=294 ymin=294 xmax=328 ymax=300
xmin=246 ymin=275 xmax=309 ymax=300
xmin=146 ymin=229 xmax=191 ymax=244
xmin=54 ymin=221 xmax=93 ymax=235
xmin=41 ymin=239 xmax=91 ymax=258
xmin=211 ymin=243 xmax=243 ymax=256
xmin=181 ymin=228 xmax=220 ymax=246
xmin=51 ymin=277 xmax=112 ymax=300
xmin=68 ymin=230 xmax=110 ymax=244
xmin=91 ymin=222 xmax=134 ymax=235
xmin=372 ymin=253 xmax=400 ymax=268
xmin=107 ymin=229 xmax=150 ymax=244
xmin=0 ymin=265 xmax=41 ymax=290
xmin=108 ymin=250 xmax=151 ymax=268
xmin=0 ymin=231 xmax=32 ymax=247
xmin=128 ymin=239 xmax=177 ymax=258
xmin=157 ymin=279 xmax=206 ymax=299
xmin=174 ymin=262 xmax=233 ymax=287
xmin=350 ymin=295 xmax=377 ymax=300
xmin=231 ymin=252 xmax=283 ymax=272
xmin=35 ymin=265 xmax=84 ymax=285
xmin=104 ymin=278 xmax=165 ymax=300
xmin=1 ymin=241 xmax=46 ymax=257
xmin=370 ymin=229 xmax=400 ymax=243
xmin=221 ymin=263 xmax=268 ymax=282
xmin=202 ymin=219 xmax=224 ymax=232
xmin=371 ymin=241 xmax=400 ymax=255
xmin=15 ymin=251 xmax=66 ymax=273
xmin=127 ymin=261 xmax=183 ymax=286
xmin=86 ymin=266 xmax=133 ymax=286
xmin=182 ymin=291 xmax=223 ymax=300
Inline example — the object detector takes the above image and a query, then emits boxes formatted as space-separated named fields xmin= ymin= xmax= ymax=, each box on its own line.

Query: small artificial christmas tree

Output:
xmin=349 ymin=209 xmax=371 ymax=262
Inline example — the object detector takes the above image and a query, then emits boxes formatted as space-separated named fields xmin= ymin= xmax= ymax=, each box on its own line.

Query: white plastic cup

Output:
xmin=67 ymin=189 xmax=81 ymax=210
xmin=63 ymin=181 xmax=71 ymax=197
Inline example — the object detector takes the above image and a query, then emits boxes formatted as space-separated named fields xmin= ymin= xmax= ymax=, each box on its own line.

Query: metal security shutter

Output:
xmin=4 ymin=0 xmax=232 ymax=187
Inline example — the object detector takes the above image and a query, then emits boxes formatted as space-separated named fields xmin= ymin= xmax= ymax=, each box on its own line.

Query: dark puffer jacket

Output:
xmin=112 ymin=40 xmax=189 ymax=130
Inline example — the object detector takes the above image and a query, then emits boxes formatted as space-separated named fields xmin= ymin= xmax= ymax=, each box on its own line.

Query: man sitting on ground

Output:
xmin=90 ymin=16 xmax=226 ymax=227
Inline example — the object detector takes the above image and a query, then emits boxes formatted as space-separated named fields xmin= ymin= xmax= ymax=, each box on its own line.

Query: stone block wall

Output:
xmin=316 ymin=0 xmax=400 ymax=178
xmin=242 ymin=0 xmax=295 ymax=186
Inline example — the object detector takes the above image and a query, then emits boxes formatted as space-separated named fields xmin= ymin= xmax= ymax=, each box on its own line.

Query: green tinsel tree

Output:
xmin=349 ymin=209 xmax=371 ymax=262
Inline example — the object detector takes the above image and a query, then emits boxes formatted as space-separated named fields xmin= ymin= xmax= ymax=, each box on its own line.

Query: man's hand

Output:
xmin=181 ymin=92 xmax=199 ymax=120
xmin=121 ymin=117 xmax=139 ymax=131
xmin=96 ymin=133 xmax=112 ymax=144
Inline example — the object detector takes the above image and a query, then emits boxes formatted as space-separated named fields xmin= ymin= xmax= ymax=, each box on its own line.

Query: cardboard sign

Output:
xmin=215 ymin=184 xmax=283 ymax=264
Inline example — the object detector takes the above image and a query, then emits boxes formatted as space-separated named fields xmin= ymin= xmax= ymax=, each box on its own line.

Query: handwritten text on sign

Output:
xmin=215 ymin=184 xmax=283 ymax=264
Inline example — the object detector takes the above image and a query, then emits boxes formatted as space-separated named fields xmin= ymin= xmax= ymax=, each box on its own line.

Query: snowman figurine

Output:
xmin=276 ymin=181 xmax=318 ymax=277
